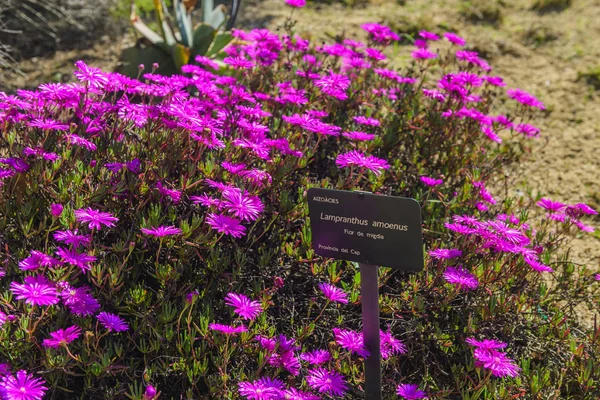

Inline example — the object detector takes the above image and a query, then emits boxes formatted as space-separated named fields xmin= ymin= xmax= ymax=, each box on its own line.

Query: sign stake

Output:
xmin=360 ymin=263 xmax=382 ymax=400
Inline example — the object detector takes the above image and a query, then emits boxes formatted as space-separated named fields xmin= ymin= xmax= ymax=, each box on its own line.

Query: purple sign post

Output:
xmin=307 ymin=188 xmax=424 ymax=400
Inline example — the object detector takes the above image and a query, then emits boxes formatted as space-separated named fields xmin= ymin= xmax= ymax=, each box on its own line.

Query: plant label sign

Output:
xmin=307 ymin=188 xmax=424 ymax=271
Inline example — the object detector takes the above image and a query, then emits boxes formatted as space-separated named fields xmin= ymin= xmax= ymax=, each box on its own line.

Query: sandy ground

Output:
xmin=1 ymin=0 xmax=598 ymax=266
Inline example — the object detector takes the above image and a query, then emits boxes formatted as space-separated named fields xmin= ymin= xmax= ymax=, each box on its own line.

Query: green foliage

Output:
xmin=459 ymin=0 xmax=504 ymax=26
xmin=119 ymin=0 xmax=233 ymax=77
xmin=578 ymin=66 xmax=600 ymax=90
xmin=532 ymin=0 xmax=573 ymax=13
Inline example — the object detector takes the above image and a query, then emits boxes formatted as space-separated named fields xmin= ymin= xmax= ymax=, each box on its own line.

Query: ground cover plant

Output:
xmin=0 ymin=3 xmax=599 ymax=399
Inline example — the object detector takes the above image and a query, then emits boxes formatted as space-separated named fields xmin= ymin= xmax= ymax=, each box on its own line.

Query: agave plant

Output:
xmin=119 ymin=0 xmax=236 ymax=77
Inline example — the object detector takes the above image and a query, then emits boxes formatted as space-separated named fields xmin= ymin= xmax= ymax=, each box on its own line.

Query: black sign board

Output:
xmin=307 ymin=188 xmax=424 ymax=271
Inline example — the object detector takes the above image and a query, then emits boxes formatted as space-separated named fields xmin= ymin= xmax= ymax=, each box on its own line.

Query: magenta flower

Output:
xmin=507 ymin=88 xmax=545 ymax=110
xmin=223 ymin=56 xmax=254 ymax=69
xmin=28 ymin=118 xmax=70 ymax=131
xmin=397 ymin=383 xmax=427 ymax=399
xmin=285 ymin=0 xmax=305 ymax=7
xmin=53 ymin=230 xmax=91 ymax=248
xmin=333 ymin=328 xmax=369 ymax=357
xmin=473 ymin=348 xmax=520 ymax=378
xmin=353 ymin=116 xmax=380 ymax=126
xmin=595 ymin=274 xmax=600 ymax=281
xmin=10 ymin=275 xmax=59 ymax=306
xmin=342 ymin=131 xmax=376 ymax=141
xmin=50 ymin=204 xmax=63 ymax=217
xmin=465 ymin=337 xmax=507 ymax=350
xmin=282 ymin=388 xmax=320 ymax=400
xmin=209 ymin=323 xmax=248 ymax=335
xmin=420 ymin=176 xmax=443 ymax=187
xmin=221 ymin=189 xmax=265 ymax=221
xmin=42 ymin=325 xmax=82 ymax=348
xmin=205 ymin=213 xmax=246 ymax=238
xmin=314 ymin=72 xmax=351 ymax=100
xmin=443 ymin=266 xmax=479 ymax=290
xmin=306 ymin=368 xmax=348 ymax=397
xmin=336 ymin=150 xmax=390 ymax=176
xmin=156 ymin=182 xmax=182 ymax=203
xmin=301 ymin=349 xmax=332 ymax=365
xmin=536 ymin=198 xmax=566 ymax=212
xmin=61 ymin=285 xmax=100 ymax=316
xmin=97 ymin=312 xmax=129 ymax=332
xmin=224 ymin=293 xmax=263 ymax=320
xmin=144 ymin=385 xmax=157 ymax=400
xmin=55 ymin=247 xmax=96 ymax=272
xmin=573 ymin=203 xmax=598 ymax=215
xmin=1 ymin=370 xmax=48 ymax=400
xmin=74 ymin=60 xmax=109 ymax=88
xmin=361 ymin=23 xmax=400 ymax=45
xmin=191 ymin=194 xmax=221 ymax=208
xmin=238 ymin=377 xmax=284 ymax=399
xmin=65 ymin=134 xmax=97 ymax=151
xmin=74 ymin=207 xmax=118 ymax=230
xmin=186 ymin=290 xmax=199 ymax=304
xmin=429 ymin=248 xmax=462 ymax=259
xmin=19 ymin=251 xmax=59 ymax=271
xmin=412 ymin=48 xmax=437 ymax=60
xmin=318 ymin=283 xmax=349 ymax=304
xmin=419 ymin=30 xmax=439 ymax=41
xmin=380 ymin=329 xmax=407 ymax=359
xmin=141 ymin=226 xmax=182 ymax=237
xmin=444 ymin=32 xmax=466 ymax=46
xmin=0 ymin=363 xmax=10 ymax=376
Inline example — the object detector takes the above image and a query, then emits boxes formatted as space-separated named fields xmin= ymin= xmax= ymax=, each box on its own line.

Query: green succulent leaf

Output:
xmin=191 ymin=23 xmax=216 ymax=57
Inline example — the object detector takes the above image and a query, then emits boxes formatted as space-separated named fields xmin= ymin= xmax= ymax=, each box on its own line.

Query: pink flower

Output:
xmin=536 ymin=198 xmax=566 ymax=213
xmin=380 ymin=329 xmax=407 ymax=359
xmin=1 ymin=370 xmax=48 ymax=400
xmin=53 ymin=230 xmax=92 ymax=248
xmin=333 ymin=328 xmax=369 ymax=357
xmin=412 ymin=48 xmax=437 ymax=60
xmin=420 ymin=176 xmax=443 ymax=187
xmin=465 ymin=337 xmax=507 ymax=350
xmin=361 ymin=23 xmax=400 ymax=45
xmin=318 ymin=283 xmax=349 ymax=304
xmin=473 ymin=348 xmax=520 ymax=378
xmin=225 ymin=293 xmax=263 ymax=320
xmin=314 ymin=72 xmax=351 ymax=100
xmin=342 ymin=131 xmax=376 ymax=141
xmin=443 ymin=266 xmax=479 ymax=290
xmin=419 ymin=30 xmax=439 ymax=41
xmin=335 ymin=150 xmax=390 ymax=176
xmin=50 ymin=204 xmax=63 ymax=217
xmin=221 ymin=189 xmax=264 ymax=221
xmin=507 ymin=88 xmax=545 ymax=110
xmin=353 ymin=116 xmax=380 ymax=126
xmin=444 ymin=32 xmax=466 ymax=46
xmin=56 ymin=247 xmax=96 ymax=272
xmin=141 ymin=226 xmax=182 ymax=237
xmin=306 ymin=368 xmax=348 ymax=397
xmin=429 ymin=248 xmax=462 ymax=259
xmin=19 ymin=251 xmax=59 ymax=271
xmin=301 ymin=349 xmax=332 ymax=365
xmin=42 ymin=325 xmax=82 ymax=348
xmin=205 ymin=213 xmax=246 ymax=238
xmin=397 ymin=383 xmax=427 ymax=399
xmin=144 ymin=385 xmax=157 ymax=400
xmin=238 ymin=377 xmax=284 ymax=399
xmin=97 ymin=312 xmax=129 ymax=332
xmin=11 ymin=275 xmax=59 ymax=306
xmin=74 ymin=207 xmax=118 ymax=230
xmin=209 ymin=323 xmax=248 ymax=335
xmin=285 ymin=0 xmax=305 ymax=7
